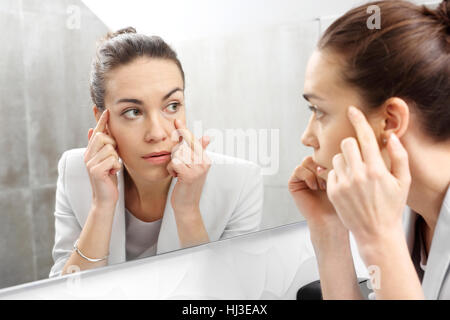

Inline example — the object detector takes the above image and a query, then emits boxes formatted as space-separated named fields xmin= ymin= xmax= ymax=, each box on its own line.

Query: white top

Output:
xmin=125 ymin=208 xmax=162 ymax=261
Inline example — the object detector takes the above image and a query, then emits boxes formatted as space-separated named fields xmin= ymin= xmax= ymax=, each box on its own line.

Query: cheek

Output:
xmin=168 ymin=111 xmax=186 ymax=141
xmin=173 ymin=108 xmax=186 ymax=124
xmin=319 ymin=119 xmax=352 ymax=167
xmin=109 ymin=124 xmax=139 ymax=157
xmin=171 ymin=111 xmax=185 ymax=124
xmin=320 ymin=134 xmax=342 ymax=167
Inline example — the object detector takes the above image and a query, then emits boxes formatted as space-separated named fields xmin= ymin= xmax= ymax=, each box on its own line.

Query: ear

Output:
xmin=380 ymin=97 xmax=410 ymax=142
xmin=92 ymin=105 xmax=101 ymax=123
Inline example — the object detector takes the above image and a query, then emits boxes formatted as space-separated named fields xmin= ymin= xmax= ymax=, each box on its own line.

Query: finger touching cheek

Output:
xmin=166 ymin=163 xmax=178 ymax=177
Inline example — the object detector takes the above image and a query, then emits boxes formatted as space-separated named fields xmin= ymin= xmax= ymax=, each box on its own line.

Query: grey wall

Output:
xmin=0 ymin=0 xmax=108 ymax=289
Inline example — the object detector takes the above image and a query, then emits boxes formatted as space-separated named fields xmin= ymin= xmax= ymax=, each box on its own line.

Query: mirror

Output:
xmin=0 ymin=0 xmax=411 ymax=291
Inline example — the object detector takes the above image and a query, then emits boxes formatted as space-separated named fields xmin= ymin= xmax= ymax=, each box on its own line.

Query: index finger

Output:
xmin=347 ymin=106 xmax=384 ymax=167
xmin=302 ymin=156 xmax=327 ymax=190
xmin=174 ymin=119 xmax=202 ymax=152
xmin=91 ymin=109 xmax=109 ymax=139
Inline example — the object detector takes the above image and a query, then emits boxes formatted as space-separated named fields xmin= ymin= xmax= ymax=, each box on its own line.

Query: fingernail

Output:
xmin=348 ymin=106 xmax=358 ymax=117
xmin=390 ymin=133 xmax=399 ymax=144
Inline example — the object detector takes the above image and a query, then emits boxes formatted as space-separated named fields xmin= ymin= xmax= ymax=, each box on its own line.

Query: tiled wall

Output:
xmin=0 ymin=0 xmax=108 ymax=289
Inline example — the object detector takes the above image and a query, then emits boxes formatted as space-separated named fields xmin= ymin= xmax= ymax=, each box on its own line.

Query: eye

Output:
xmin=122 ymin=108 xmax=141 ymax=119
xmin=308 ymin=105 xmax=325 ymax=119
xmin=165 ymin=102 xmax=180 ymax=114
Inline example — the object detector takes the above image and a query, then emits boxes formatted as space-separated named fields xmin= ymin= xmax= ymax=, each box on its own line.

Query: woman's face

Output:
xmin=99 ymin=57 xmax=186 ymax=182
xmin=302 ymin=49 xmax=385 ymax=181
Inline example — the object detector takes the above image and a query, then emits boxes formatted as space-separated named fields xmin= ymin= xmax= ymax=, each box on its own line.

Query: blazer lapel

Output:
xmin=156 ymin=177 xmax=181 ymax=255
xmin=422 ymin=187 xmax=450 ymax=299
xmin=107 ymin=166 xmax=126 ymax=265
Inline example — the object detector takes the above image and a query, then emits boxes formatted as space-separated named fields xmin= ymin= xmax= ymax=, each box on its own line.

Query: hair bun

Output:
xmin=435 ymin=0 xmax=450 ymax=28
xmin=104 ymin=27 xmax=137 ymax=41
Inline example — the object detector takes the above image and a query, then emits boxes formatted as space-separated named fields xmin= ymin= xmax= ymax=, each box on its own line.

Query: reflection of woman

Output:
xmin=289 ymin=0 xmax=450 ymax=299
xmin=50 ymin=28 xmax=263 ymax=277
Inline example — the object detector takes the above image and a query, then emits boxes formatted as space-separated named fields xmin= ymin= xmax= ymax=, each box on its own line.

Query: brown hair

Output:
xmin=318 ymin=0 xmax=450 ymax=141
xmin=90 ymin=27 xmax=185 ymax=110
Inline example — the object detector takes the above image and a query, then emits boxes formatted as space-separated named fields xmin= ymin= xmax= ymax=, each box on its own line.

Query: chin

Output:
xmin=142 ymin=168 xmax=171 ymax=181
xmin=126 ymin=163 xmax=171 ymax=182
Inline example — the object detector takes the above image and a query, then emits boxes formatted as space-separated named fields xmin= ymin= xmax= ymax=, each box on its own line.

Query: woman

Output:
xmin=289 ymin=0 xmax=450 ymax=299
xmin=50 ymin=28 xmax=263 ymax=277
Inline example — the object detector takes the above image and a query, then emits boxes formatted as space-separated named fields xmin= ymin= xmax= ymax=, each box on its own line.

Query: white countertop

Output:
xmin=0 ymin=221 xmax=368 ymax=299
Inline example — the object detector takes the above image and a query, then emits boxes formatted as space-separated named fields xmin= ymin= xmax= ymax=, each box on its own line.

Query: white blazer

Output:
xmin=403 ymin=186 xmax=450 ymax=300
xmin=49 ymin=148 xmax=264 ymax=278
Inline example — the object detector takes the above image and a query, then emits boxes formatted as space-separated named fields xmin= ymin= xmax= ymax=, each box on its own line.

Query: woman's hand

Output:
xmin=288 ymin=156 xmax=345 ymax=235
xmin=167 ymin=119 xmax=211 ymax=217
xmin=289 ymin=155 xmax=364 ymax=300
xmin=84 ymin=109 xmax=122 ymax=210
xmin=327 ymin=106 xmax=412 ymax=250
xmin=326 ymin=106 xmax=425 ymax=300
xmin=166 ymin=119 xmax=211 ymax=247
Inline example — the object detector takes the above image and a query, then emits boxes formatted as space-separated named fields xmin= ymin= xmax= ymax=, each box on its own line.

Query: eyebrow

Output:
xmin=116 ymin=98 xmax=143 ymax=105
xmin=114 ymin=87 xmax=184 ymax=105
xmin=302 ymin=93 xmax=324 ymax=102
xmin=163 ymin=87 xmax=183 ymax=101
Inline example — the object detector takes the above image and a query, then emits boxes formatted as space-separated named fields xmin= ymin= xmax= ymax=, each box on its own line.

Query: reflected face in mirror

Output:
xmin=301 ymin=49 xmax=383 ymax=181
xmin=96 ymin=57 xmax=186 ymax=182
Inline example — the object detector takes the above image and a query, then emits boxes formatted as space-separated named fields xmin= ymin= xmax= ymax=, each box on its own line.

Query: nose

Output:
xmin=301 ymin=114 xmax=318 ymax=148
xmin=144 ymin=112 xmax=168 ymax=143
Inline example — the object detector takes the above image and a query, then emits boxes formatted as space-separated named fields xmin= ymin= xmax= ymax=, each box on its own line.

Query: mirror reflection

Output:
xmin=1 ymin=0 xmax=314 ymax=290
xmin=52 ymin=26 xmax=265 ymax=277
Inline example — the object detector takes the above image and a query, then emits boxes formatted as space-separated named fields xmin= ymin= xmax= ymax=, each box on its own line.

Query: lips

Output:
xmin=142 ymin=151 xmax=171 ymax=159
xmin=142 ymin=151 xmax=172 ymax=165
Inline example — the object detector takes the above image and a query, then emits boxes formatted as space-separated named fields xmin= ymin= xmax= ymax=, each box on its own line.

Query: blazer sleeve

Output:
xmin=48 ymin=151 xmax=82 ymax=278
xmin=220 ymin=163 xmax=264 ymax=239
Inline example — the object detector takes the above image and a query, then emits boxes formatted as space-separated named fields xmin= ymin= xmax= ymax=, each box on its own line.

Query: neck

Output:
xmin=124 ymin=166 xmax=173 ymax=217
xmin=404 ymin=135 xmax=450 ymax=247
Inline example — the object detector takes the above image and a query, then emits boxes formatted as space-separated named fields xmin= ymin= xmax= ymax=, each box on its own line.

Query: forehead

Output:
xmin=304 ymin=50 xmax=343 ymax=95
xmin=104 ymin=57 xmax=184 ymax=103
xmin=303 ymin=49 xmax=365 ymax=108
